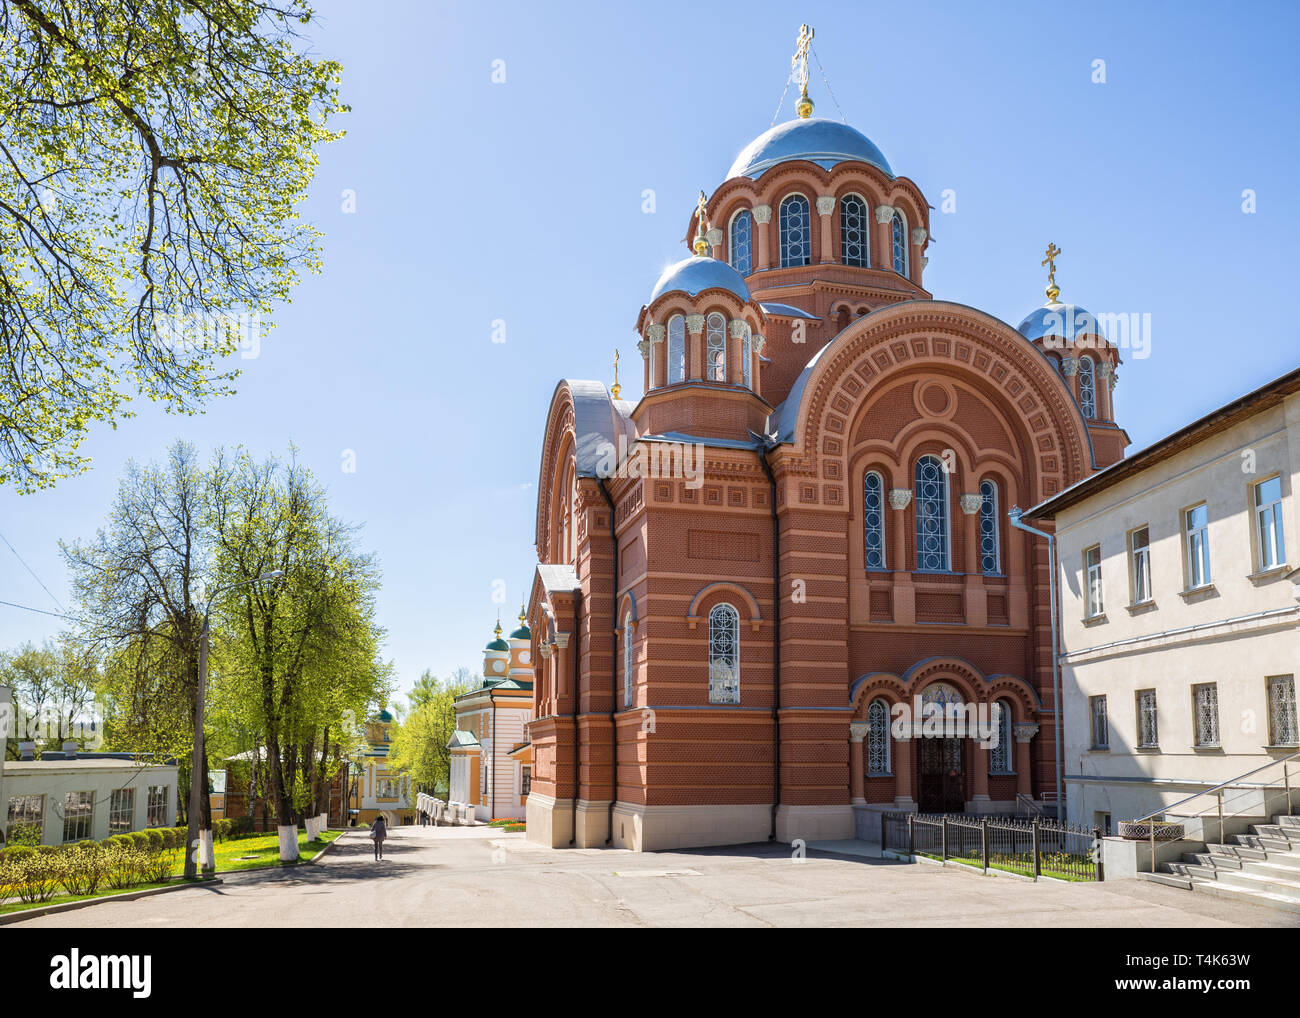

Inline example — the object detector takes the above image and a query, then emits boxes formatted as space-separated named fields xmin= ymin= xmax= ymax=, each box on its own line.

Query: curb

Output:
xmin=0 ymin=877 xmax=225 ymax=926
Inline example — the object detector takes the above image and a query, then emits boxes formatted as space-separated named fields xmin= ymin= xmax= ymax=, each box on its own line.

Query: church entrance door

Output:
xmin=917 ymin=737 xmax=965 ymax=813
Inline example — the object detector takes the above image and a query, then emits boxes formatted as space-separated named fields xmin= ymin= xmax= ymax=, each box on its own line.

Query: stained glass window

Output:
xmin=979 ymin=479 xmax=1000 ymax=574
xmin=1268 ymin=675 xmax=1297 ymax=746
xmin=867 ymin=699 xmax=891 ymax=775
xmin=741 ymin=322 xmax=752 ymax=389
xmin=841 ymin=194 xmax=868 ymax=267
xmin=1193 ymin=683 xmax=1220 ymax=747
xmin=667 ymin=315 xmax=685 ymax=385
xmin=730 ymin=210 xmax=752 ymax=276
xmin=706 ymin=313 xmax=727 ymax=382
xmin=623 ymin=613 xmax=634 ymax=707
xmin=780 ymin=194 xmax=811 ymax=267
xmin=708 ymin=603 xmax=740 ymax=704
xmin=1079 ymin=357 xmax=1097 ymax=419
xmin=915 ymin=455 xmax=950 ymax=571
xmin=891 ymin=211 xmax=907 ymax=275
xmin=864 ymin=471 xmax=885 ymax=570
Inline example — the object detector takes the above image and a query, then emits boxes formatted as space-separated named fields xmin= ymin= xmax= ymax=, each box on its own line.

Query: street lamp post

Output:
xmin=185 ymin=570 xmax=284 ymax=880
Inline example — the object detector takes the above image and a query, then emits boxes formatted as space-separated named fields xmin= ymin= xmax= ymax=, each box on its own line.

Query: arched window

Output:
xmin=841 ymin=194 xmax=869 ymax=267
xmin=1078 ymin=356 xmax=1097 ymax=419
xmin=623 ymin=613 xmax=634 ymax=707
xmin=891 ymin=210 xmax=908 ymax=275
xmin=915 ymin=454 xmax=950 ymax=571
xmin=706 ymin=312 xmax=726 ymax=382
xmin=990 ymin=700 xmax=1013 ymax=773
xmin=864 ymin=471 xmax=886 ymax=570
xmin=979 ymin=479 xmax=1001 ymax=575
xmin=741 ymin=322 xmax=752 ymax=389
xmin=779 ymin=194 xmax=811 ymax=268
xmin=867 ymin=698 xmax=891 ymax=775
xmin=667 ymin=314 xmax=685 ymax=385
xmin=648 ymin=336 xmax=658 ymax=390
xmin=729 ymin=210 xmax=752 ymax=276
xmin=708 ymin=603 xmax=740 ymax=704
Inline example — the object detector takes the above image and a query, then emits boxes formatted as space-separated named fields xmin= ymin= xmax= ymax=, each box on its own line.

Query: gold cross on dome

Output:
xmin=1042 ymin=242 xmax=1061 ymax=302
xmin=611 ymin=349 xmax=622 ymax=400
xmin=793 ymin=24 xmax=815 ymax=117
xmin=693 ymin=190 xmax=711 ymax=255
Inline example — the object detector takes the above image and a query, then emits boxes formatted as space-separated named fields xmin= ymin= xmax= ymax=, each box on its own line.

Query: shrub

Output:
xmin=2 ymin=845 xmax=37 ymax=862
xmin=57 ymin=842 xmax=107 ymax=896
xmin=129 ymin=831 xmax=150 ymax=851
xmin=102 ymin=843 xmax=147 ymax=891
xmin=144 ymin=829 xmax=165 ymax=852
xmin=6 ymin=822 xmax=43 ymax=847
xmin=9 ymin=853 xmax=60 ymax=903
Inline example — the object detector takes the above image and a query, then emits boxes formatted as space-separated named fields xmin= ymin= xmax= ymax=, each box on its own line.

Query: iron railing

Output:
xmin=882 ymin=811 xmax=1103 ymax=882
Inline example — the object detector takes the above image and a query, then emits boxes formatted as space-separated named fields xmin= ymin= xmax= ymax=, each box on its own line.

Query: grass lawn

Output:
xmin=0 ymin=879 xmax=210 ymax=917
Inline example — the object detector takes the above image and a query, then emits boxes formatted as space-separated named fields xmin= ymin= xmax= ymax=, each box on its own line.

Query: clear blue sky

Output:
xmin=2 ymin=0 xmax=1297 ymax=707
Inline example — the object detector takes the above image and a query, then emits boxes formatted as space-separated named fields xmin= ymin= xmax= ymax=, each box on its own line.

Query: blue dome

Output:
xmin=649 ymin=256 xmax=751 ymax=305
xmin=1016 ymin=303 xmax=1107 ymax=344
xmin=726 ymin=118 xmax=894 ymax=180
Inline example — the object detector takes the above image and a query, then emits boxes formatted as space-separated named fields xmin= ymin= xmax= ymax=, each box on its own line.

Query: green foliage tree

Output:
xmin=0 ymin=635 xmax=99 ymax=758
xmin=387 ymin=670 xmax=476 ymax=800
xmin=0 ymin=1 xmax=346 ymax=491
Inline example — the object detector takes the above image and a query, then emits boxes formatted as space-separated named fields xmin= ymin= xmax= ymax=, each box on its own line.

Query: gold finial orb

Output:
xmin=494 ymin=618 xmax=502 ymax=638
xmin=1042 ymin=242 xmax=1062 ymax=303
xmin=795 ymin=94 xmax=815 ymax=119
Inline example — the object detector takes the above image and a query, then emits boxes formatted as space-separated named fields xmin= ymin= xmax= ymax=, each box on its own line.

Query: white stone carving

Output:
xmin=888 ymin=488 xmax=913 ymax=511
xmin=816 ymin=195 xmax=836 ymax=216
xmin=875 ymin=204 xmax=896 ymax=224
xmin=705 ymin=227 xmax=723 ymax=247
xmin=752 ymin=204 xmax=772 ymax=225
xmin=960 ymin=493 xmax=982 ymax=515
xmin=646 ymin=324 xmax=665 ymax=344
xmin=1013 ymin=721 xmax=1040 ymax=744
xmin=686 ymin=313 xmax=705 ymax=335
xmin=848 ymin=722 xmax=870 ymax=743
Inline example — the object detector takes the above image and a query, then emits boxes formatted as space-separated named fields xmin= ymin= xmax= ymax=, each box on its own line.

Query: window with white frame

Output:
xmin=863 ymin=471 xmax=885 ymax=570
xmin=1268 ymin=675 xmax=1297 ymax=747
xmin=146 ymin=785 xmax=169 ymax=827
xmin=62 ymin=790 xmax=93 ymax=843
xmin=1078 ymin=357 xmax=1097 ymax=419
xmin=914 ymin=455 xmax=950 ymax=571
xmin=1254 ymin=475 xmax=1286 ymax=571
xmin=1192 ymin=683 xmax=1220 ymax=747
xmin=1185 ymin=503 xmax=1211 ymax=588
xmin=1090 ymin=695 xmax=1109 ymax=749
xmin=623 ymin=612 xmax=634 ymax=707
xmin=866 ymin=698 xmax=891 ymax=776
xmin=1130 ymin=526 xmax=1152 ymax=604
xmin=1136 ymin=689 xmax=1159 ymax=748
xmin=109 ymin=788 xmax=135 ymax=834
xmin=741 ymin=321 xmax=753 ymax=390
xmin=979 ymin=479 xmax=1000 ymax=574
xmin=1084 ymin=544 xmax=1104 ymax=617
xmin=841 ymin=194 xmax=869 ymax=267
xmin=6 ymin=794 xmax=44 ymax=844
xmin=990 ymin=700 xmax=1013 ymax=773
xmin=667 ymin=314 xmax=686 ymax=385
xmin=729 ymin=210 xmax=752 ymax=276
xmin=891 ymin=210 xmax=907 ymax=275
xmin=779 ymin=194 xmax=811 ymax=267
xmin=708 ymin=603 xmax=740 ymax=704
xmin=706 ymin=312 xmax=727 ymax=382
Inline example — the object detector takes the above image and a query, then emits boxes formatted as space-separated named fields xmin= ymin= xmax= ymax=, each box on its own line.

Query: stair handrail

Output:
xmin=1129 ymin=747 xmax=1300 ymax=872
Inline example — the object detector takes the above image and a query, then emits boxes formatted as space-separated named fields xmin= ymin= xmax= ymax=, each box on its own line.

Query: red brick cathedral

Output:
xmin=525 ymin=31 xmax=1128 ymax=850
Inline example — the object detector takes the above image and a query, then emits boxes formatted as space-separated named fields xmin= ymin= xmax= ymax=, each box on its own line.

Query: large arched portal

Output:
xmin=917 ymin=682 xmax=966 ymax=813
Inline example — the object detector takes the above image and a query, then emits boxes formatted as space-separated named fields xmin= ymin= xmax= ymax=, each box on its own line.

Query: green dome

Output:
xmin=375 ymin=709 xmax=393 ymax=723
xmin=486 ymin=638 xmax=510 ymax=652
xmin=509 ymin=624 xmax=531 ymax=640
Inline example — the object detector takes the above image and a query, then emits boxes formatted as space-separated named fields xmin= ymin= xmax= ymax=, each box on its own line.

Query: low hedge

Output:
xmin=0 ymin=827 xmax=190 ymax=907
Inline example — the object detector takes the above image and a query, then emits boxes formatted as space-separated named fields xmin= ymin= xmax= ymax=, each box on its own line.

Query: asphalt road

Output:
xmin=7 ymin=824 xmax=1295 ymax=928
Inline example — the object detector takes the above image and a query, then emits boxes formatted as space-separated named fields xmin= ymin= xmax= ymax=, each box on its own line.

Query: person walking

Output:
xmin=370 ymin=815 xmax=388 ymax=861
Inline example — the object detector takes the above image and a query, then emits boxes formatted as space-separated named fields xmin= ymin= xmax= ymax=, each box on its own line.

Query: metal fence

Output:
xmin=881 ymin=812 xmax=1103 ymax=882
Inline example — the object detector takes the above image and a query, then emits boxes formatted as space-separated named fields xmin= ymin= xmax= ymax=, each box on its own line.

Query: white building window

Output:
xmin=1084 ymin=544 xmax=1104 ymax=617
xmin=1193 ymin=683 xmax=1220 ymax=747
xmin=990 ymin=700 xmax=1013 ymax=773
xmin=1268 ymin=675 xmax=1297 ymax=747
xmin=1136 ymin=689 xmax=1159 ymax=748
xmin=706 ymin=312 xmax=726 ymax=382
xmin=63 ymin=790 xmax=94 ymax=843
xmin=1090 ymin=695 xmax=1109 ymax=749
xmin=147 ymin=785 xmax=169 ymax=827
xmin=863 ymin=471 xmax=885 ymax=570
xmin=979 ymin=479 xmax=1000 ymax=574
xmin=779 ymin=194 xmax=811 ymax=267
xmin=708 ymin=603 xmax=740 ymax=704
xmin=6 ymin=794 xmax=44 ymax=845
xmin=915 ymin=455 xmax=950 ymax=571
xmin=1185 ymin=503 xmax=1211 ymax=589
xmin=729 ymin=209 xmax=752 ymax=276
xmin=667 ymin=314 xmax=686 ymax=385
xmin=891 ymin=210 xmax=907 ymax=275
xmin=841 ymin=194 xmax=868 ymax=267
xmin=1130 ymin=526 xmax=1152 ymax=604
xmin=1078 ymin=357 xmax=1097 ymax=419
xmin=109 ymin=788 xmax=135 ymax=834
xmin=1254 ymin=475 xmax=1286 ymax=571
xmin=623 ymin=612 xmax=634 ymax=707
xmin=866 ymin=698 xmax=891 ymax=775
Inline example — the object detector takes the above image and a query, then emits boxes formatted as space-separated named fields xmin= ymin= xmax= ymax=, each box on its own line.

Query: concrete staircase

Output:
xmin=1140 ymin=813 xmax=1300 ymax=913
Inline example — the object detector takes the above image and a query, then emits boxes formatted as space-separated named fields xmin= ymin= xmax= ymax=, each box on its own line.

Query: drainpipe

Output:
xmin=751 ymin=433 xmax=781 ymax=841
xmin=569 ymin=589 xmax=582 ymax=846
xmin=1008 ymin=506 xmax=1063 ymax=816
xmin=598 ymin=479 xmax=619 ymax=845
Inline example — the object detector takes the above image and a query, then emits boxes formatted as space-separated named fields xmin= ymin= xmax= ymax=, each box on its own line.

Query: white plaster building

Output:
xmin=1026 ymin=367 xmax=1300 ymax=832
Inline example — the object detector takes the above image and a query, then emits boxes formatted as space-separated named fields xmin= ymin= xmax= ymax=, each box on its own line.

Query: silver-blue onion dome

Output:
xmin=648 ymin=256 xmax=751 ymax=305
xmin=1016 ymin=303 xmax=1107 ymax=344
xmin=725 ymin=117 xmax=894 ymax=180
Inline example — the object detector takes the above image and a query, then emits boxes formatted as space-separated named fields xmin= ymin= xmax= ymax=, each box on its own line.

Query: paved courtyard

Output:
xmin=9 ymin=825 xmax=1296 ymax=928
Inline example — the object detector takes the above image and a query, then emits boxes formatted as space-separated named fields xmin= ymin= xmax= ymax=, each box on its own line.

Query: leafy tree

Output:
xmin=388 ymin=670 xmax=476 ymax=800
xmin=0 ymin=1 xmax=346 ymax=491
xmin=0 ymin=635 xmax=99 ymax=757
